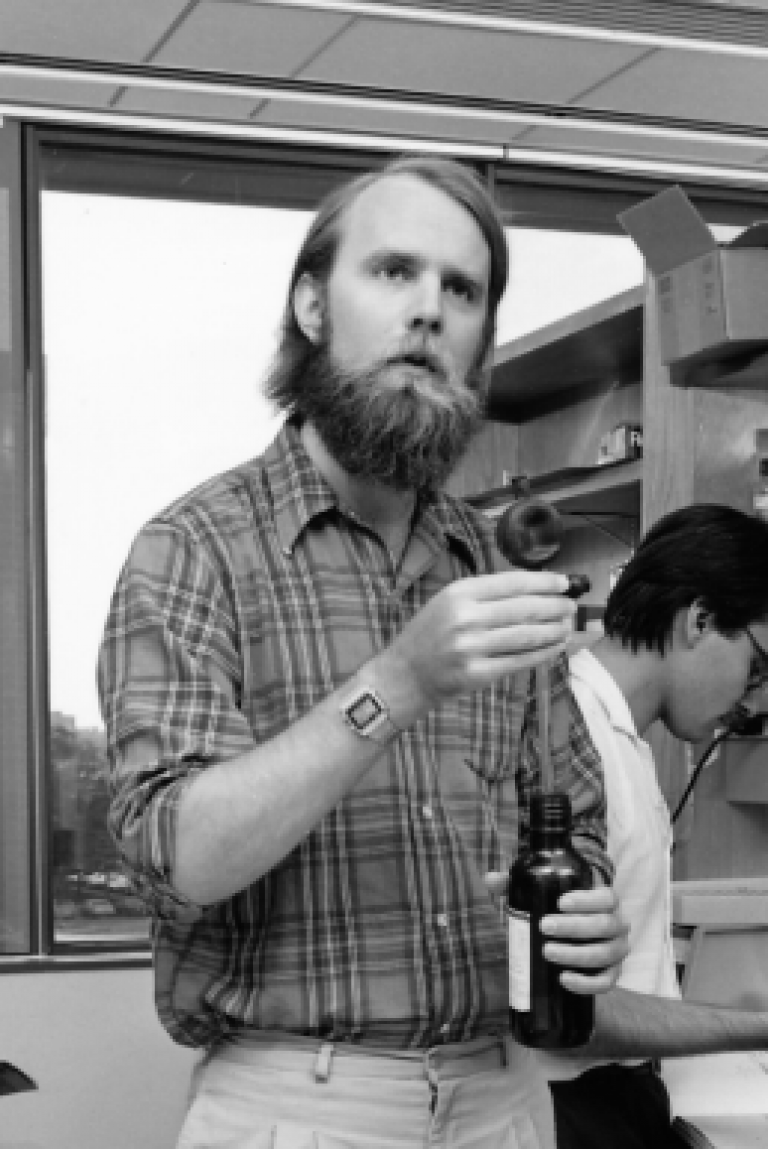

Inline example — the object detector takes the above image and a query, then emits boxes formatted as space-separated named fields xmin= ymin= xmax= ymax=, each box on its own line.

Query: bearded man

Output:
xmin=97 ymin=155 xmax=627 ymax=1149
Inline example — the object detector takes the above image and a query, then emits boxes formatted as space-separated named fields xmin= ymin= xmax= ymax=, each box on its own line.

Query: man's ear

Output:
xmin=683 ymin=599 xmax=714 ymax=648
xmin=292 ymin=273 xmax=324 ymax=344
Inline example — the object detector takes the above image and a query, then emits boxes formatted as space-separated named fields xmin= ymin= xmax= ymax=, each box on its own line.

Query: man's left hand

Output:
xmin=485 ymin=873 xmax=628 ymax=995
xmin=539 ymin=885 xmax=628 ymax=994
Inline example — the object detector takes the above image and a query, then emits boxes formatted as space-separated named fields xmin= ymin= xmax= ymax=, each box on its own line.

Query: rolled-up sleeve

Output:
xmin=516 ymin=654 xmax=613 ymax=886
xmin=97 ymin=519 xmax=255 ymax=919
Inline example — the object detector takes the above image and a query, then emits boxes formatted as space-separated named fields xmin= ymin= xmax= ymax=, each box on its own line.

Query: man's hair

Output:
xmin=603 ymin=503 xmax=768 ymax=655
xmin=267 ymin=155 xmax=508 ymax=413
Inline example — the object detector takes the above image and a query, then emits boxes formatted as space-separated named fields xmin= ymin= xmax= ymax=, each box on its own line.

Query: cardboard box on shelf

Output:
xmin=619 ymin=186 xmax=768 ymax=371
xmin=596 ymin=422 xmax=643 ymax=466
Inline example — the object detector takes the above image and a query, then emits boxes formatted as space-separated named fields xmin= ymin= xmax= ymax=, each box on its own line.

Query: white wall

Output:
xmin=0 ymin=967 xmax=197 ymax=1149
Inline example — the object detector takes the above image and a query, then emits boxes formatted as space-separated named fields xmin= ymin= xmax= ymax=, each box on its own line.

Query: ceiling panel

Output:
xmin=116 ymin=86 xmax=258 ymax=121
xmin=153 ymin=1 xmax=352 ymax=77
xmin=257 ymin=97 xmax=526 ymax=147
xmin=519 ymin=124 xmax=768 ymax=169
xmin=0 ymin=0 xmax=190 ymax=63
xmin=579 ymin=48 xmax=768 ymax=130
xmin=301 ymin=20 xmax=649 ymax=105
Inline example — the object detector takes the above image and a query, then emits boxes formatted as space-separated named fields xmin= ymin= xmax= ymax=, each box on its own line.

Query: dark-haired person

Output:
xmin=540 ymin=503 xmax=768 ymax=1149
xmin=97 ymin=156 xmax=627 ymax=1149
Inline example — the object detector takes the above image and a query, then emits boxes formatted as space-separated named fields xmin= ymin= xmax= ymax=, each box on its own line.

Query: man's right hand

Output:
xmin=378 ymin=569 xmax=577 ymax=724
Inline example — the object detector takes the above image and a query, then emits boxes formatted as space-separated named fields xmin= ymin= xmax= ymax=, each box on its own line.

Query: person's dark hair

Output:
xmin=267 ymin=155 xmax=508 ymax=414
xmin=603 ymin=503 xmax=768 ymax=655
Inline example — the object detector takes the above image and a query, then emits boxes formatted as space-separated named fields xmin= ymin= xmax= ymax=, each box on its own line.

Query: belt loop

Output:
xmin=314 ymin=1042 xmax=335 ymax=1083
xmin=498 ymin=1033 xmax=508 ymax=1068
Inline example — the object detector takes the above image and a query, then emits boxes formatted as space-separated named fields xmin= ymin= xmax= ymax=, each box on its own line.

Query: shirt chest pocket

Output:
xmin=454 ymin=682 xmax=527 ymax=785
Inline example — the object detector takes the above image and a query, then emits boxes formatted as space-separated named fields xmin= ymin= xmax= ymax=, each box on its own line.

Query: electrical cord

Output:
xmin=671 ymin=730 xmax=729 ymax=826
xmin=671 ymin=708 xmax=766 ymax=826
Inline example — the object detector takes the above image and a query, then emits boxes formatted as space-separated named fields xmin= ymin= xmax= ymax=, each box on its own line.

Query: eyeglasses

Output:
xmin=745 ymin=628 xmax=768 ymax=694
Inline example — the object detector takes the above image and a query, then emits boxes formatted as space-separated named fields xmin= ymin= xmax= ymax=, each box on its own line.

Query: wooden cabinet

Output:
xmin=451 ymin=277 xmax=768 ymax=883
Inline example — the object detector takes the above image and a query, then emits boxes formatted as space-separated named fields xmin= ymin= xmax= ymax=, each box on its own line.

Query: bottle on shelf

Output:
xmin=508 ymin=789 xmax=595 ymax=1049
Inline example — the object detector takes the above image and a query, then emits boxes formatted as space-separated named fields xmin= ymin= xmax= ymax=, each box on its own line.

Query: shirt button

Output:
xmin=422 ymin=805 xmax=433 ymax=820
xmin=436 ymin=913 xmax=449 ymax=929
xmin=440 ymin=1023 xmax=450 ymax=1036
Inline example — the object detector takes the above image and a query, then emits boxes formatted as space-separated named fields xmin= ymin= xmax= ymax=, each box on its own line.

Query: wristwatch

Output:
xmin=340 ymin=684 xmax=400 ymax=744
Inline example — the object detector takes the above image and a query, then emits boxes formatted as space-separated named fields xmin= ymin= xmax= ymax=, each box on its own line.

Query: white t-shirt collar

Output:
xmin=570 ymin=647 xmax=641 ymax=746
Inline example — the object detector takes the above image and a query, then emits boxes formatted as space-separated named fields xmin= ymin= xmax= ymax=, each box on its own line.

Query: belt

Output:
xmin=219 ymin=1031 xmax=512 ymax=1084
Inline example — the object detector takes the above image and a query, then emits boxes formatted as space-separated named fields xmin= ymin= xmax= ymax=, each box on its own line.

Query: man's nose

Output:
xmin=407 ymin=274 xmax=443 ymax=333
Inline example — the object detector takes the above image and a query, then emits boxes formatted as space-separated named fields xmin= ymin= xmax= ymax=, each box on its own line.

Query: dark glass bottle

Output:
xmin=508 ymin=790 xmax=595 ymax=1048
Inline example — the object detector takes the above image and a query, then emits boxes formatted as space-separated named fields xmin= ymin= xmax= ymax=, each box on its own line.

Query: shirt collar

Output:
xmin=572 ymin=647 xmax=641 ymax=745
xmin=264 ymin=418 xmax=339 ymax=556
xmin=264 ymin=417 xmax=482 ymax=570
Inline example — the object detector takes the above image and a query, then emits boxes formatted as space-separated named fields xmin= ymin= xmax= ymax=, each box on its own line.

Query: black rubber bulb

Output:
xmin=495 ymin=498 xmax=591 ymax=599
xmin=495 ymin=497 xmax=563 ymax=570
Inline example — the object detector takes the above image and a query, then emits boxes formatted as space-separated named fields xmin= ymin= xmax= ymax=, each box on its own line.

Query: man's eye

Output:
xmin=377 ymin=262 xmax=411 ymax=282
xmin=446 ymin=279 xmax=476 ymax=303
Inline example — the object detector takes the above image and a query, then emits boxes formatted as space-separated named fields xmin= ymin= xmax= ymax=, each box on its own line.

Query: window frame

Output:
xmin=5 ymin=121 xmax=768 ymax=968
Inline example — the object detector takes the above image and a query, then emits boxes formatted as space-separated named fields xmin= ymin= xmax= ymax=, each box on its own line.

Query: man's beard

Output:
xmin=277 ymin=337 xmax=487 ymax=492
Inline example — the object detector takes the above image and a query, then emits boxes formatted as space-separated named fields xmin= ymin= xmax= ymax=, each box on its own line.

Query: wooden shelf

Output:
xmin=487 ymin=285 xmax=645 ymax=421
xmin=465 ymin=457 xmax=642 ymax=524
xmin=678 ymin=346 xmax=768 ymax=391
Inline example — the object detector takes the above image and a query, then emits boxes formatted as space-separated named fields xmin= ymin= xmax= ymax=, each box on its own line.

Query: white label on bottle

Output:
xmin=508 ymin=909 xmax=531 ymax=1012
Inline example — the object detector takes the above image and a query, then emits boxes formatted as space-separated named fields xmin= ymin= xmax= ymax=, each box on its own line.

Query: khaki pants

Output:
xmin=177 ymin=1032 xmax=555 ymax=1149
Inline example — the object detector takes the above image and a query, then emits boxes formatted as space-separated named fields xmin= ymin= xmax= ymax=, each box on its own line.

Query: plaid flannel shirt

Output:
xmin=98 ymin=420 xmax=610 ymax=1049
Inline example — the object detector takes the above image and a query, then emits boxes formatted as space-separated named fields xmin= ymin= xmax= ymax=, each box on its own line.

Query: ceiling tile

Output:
xmin=116 ymin=86 xmax=256 ymax=121
xmin=579 ymin=49 xmax=768 ymax=131
xmin=154 ymin=1 xmax=351 ymax=77
xmin=257 ymin=97 xmax=517 ymax=147
xmin=302 ymin=20 xmax=647 ymax=105
xmin=0 ymin=0 xmax=191 ymax=63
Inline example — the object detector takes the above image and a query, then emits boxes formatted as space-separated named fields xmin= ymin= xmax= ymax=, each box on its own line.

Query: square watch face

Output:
xmin=349 ymin=692 xmax=382 ymax=730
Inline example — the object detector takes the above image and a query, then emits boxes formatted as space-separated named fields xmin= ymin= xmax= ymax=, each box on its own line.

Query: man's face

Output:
xmin=324 ymin=173 xmax=491 ymax=391
xmin=665 ymin=619 xmax=768 ymax=741
xmin=292 ymin=173 xmax=494 ymax=491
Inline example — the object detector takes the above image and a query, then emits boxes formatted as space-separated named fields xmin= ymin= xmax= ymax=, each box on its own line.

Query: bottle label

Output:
xmin=508 ymin=909 xmax=530 ymax=1011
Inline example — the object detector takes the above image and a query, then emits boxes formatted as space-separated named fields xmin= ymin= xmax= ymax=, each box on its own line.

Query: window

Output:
xmin=497 ymin=227 xmax=643 ymax=343
xmin=42 ymin=192 xmax=304 ymax=945
xmin=3 ymin=128 xmax=766 ymax=959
